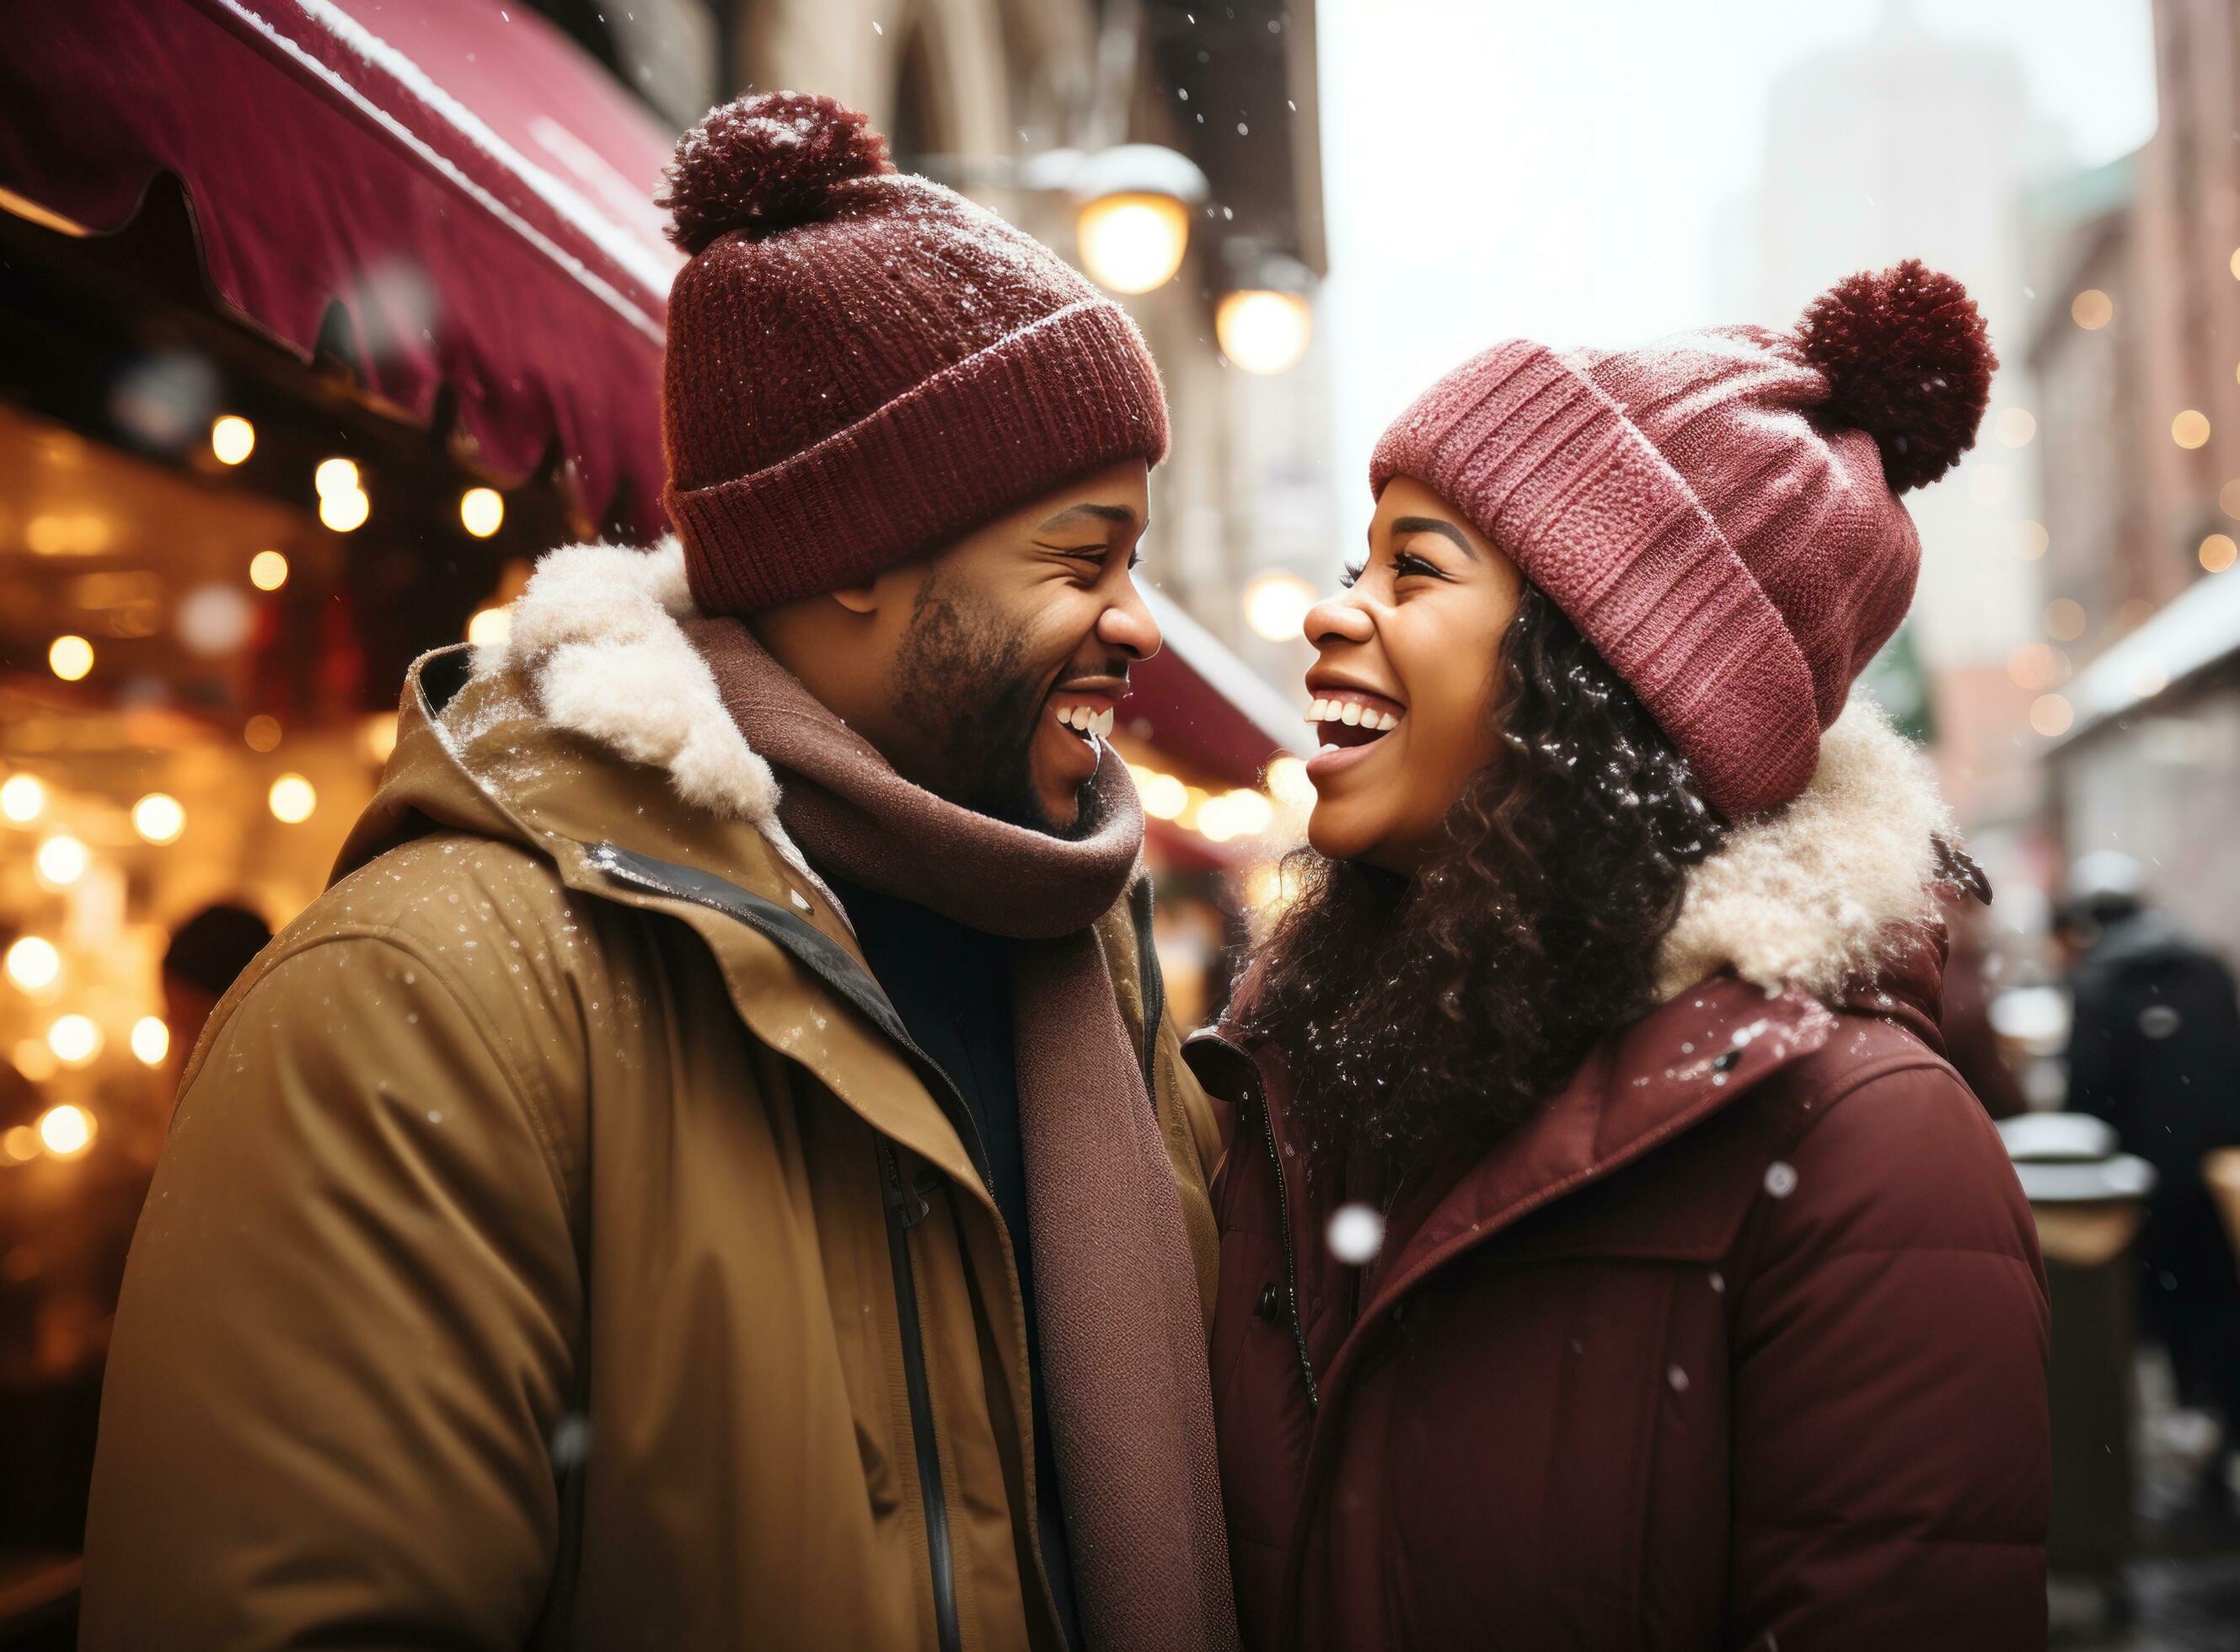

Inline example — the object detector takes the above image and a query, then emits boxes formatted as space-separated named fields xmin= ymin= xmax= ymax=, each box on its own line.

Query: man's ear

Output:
xmin=829 ymin=584 xmax=880 ymax=616
xmin=831 ymin=561 xmax=927 ymax=619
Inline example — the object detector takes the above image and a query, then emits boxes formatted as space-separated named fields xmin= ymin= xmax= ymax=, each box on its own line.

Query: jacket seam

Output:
xmin=244 ymin=927 xmax=578 ymax=1239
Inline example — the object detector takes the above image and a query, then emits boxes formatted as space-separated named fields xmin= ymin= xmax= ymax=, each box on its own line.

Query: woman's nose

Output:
xmin=1304 ymin=589 xmax=1374 ymax=647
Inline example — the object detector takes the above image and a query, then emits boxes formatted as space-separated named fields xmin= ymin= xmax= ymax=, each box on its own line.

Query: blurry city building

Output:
xmin=2031 ymin=0 xmax=2240 ymax=968
xmin=1719 ymin=0 xmax=2071 ymax=856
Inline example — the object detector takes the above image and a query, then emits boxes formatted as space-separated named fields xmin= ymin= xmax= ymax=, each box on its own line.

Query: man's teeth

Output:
xmin=1305 ymin=697 xmax=1401 ymax=732
xmin=1055 ymin=705 xmax=1115 ymax=738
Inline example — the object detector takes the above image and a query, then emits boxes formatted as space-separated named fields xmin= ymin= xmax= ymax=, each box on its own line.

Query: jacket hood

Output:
xmin=1652 ymin=694 xmax=1952 ymax=1006
xmin=334 ymin=538 xmax=816 ymax=904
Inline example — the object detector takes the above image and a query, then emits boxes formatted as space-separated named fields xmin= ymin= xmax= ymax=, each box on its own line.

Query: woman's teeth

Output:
xmin=1306 ymin=697 xmax=1401 ymax=733
xmin=1055 ymin=704 xmax=1115 ymax=738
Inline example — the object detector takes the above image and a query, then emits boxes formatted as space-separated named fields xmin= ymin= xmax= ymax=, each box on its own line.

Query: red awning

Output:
xmin=0 ymin=0 xmax=1301 ymax=792
xmin=0 ymin=0 xmax=678 ymax=534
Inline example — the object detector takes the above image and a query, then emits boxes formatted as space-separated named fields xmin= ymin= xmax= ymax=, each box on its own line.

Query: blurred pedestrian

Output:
xmin=1944 ymin=899 xmax=2031 ymax=1120
xmin=83 ymin=94 xmax=1233 ymax=1652
xmin=158 ymin=902 xmax=270 ymax=1095
xmin=2060 ymin=849 xmax=2240 ymax=1510
xmin=1192 ymin=265 xmax=2050 ymax=1649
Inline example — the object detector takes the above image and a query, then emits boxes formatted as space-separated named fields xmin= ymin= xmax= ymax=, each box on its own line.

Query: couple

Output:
xmin=82 ymin=92 xmax=2049 ymax=1650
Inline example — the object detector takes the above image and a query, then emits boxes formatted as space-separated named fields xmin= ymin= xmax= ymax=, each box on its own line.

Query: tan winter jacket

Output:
xmin=81 ymin=564 xmax=1224 ymax=1650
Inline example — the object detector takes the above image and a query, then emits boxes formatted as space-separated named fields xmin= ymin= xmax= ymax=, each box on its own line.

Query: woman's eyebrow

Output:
xmin=1388 ymin=516 xmax=1478 ymax=559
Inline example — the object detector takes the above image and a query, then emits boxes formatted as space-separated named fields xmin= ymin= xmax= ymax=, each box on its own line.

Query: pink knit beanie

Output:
xmin=657 ymin=92 xmax=1169 ymax=614
xmin=1370 ymin=261 xmax=1995 ymax=818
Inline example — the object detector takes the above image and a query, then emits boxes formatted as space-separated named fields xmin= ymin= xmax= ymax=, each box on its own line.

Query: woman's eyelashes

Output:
xmin=1337 ymin=548 xmax=1447 ymax=591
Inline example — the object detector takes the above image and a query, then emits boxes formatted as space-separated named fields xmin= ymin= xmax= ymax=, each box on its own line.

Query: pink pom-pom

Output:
xmin=1797 ymin=260 xmax=1996 ymax=494
xmin=661 ymin=91 xmax=893 ymax=254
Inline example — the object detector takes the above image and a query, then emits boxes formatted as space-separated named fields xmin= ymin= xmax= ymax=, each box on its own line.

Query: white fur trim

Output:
xmin=472 ymin=538 xmax=780 ymax=824
xmin=1653 ymin=697 xmax=1950 ymax=1002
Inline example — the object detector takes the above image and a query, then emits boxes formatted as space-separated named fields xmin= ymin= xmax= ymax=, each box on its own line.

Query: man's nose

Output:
xmin=1098 ymin=582 xmax=1162 ymax=661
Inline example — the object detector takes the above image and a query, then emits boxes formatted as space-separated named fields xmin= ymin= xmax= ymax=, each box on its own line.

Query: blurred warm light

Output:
xmin=1994 ymin=408 xmax=2036 ymax=448
xmin=2232 ymin=247 xmax=2240 ymax=281
xmin=48 ymin=634 xmax=94 ymax=681
xmin=1266 ymin=756 xmax=1315 ymax=807
xmin=25 ymin=512 xmax=111 ymax=556
xmin=2044 ymin=598 xmax=2087 ymax=642
xmin=2007 ymin=643 xmax=2070 ymax=693
xmin=2222 ymin=480 xmax=2240 ymax=520
xmin=1244 ymin=571 xmax=1318 ymax=641
xmin=46 ymin=1016 xmax=101 ymax=1067
xmin=1 ymin=773 xmax=46 ymax=823
xmin=2012 ymin=520 xmax=2050 ymax=560
xmin=37 ymin=1102 xmax=94 ymax=1155
xmin=1964 ymin=464 xmax=2007 ymax=506
xmin=319 ymin=485 xmax=371 ymax=532
xmin=2071 ymin=290 xmax=2113 ymax=330
xmin=211 ymin=414 xmax=255 ymax=464
xmin=2029 ymin=694 xmax=2076 ymax=738
xmin=2173 ymin=410 xmax=2211 ymax=450
xmin=1076 ymin=192 xmax=1190 ymax=294
xmin=460 ymin=486 xmax=505 ymax=538
xmin=362 ymin=711 xmax=399 ymax=764
xmin=269 ymin=773 xmax=317 ymax=823
xmin=132 ymin=791 xmax=185 ymax=844
xmin=1 ymin=1125 xmax=37 ymax=1164
xmin=249 ymin=549 xmax=290 ymax=590
xmin=2202 ymin=534 xmax=2238 ymax=574
xmin=2129 ymin=660 xmax=2171 ymax=699
xmin=130 ymin=1016 xmax=169 ymax=1067
xmin=314 ymin=457 xmax=360 ymax=498
xmin=1139 ymin=770 xmax=1189 ymax=820
xmin=1197 ymin=788 xmax=1275 ymax=844
xmin=35 ymin=834 xmax=88 ymax=887
xmin=1217 ymin=290 xmax=1314 ymax=375
xmin=4 ymin=936 xmax=61 ymax=992
xmin=244 ymin=715 xmax=283 ymax=753
xmin=466 ymin=606 xmax=512 ymax=646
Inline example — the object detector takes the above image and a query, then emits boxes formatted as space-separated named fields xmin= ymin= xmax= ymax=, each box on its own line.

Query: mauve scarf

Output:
xmin=689 ymin=617 xmax=1237 ymax=1652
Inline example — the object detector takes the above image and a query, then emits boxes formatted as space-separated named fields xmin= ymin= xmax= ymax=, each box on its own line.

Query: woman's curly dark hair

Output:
xmin=1241 ymin=587 xmax=1731 ymax=1198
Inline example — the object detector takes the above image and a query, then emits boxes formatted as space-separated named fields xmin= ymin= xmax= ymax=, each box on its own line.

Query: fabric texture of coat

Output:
xmin=80 ymin=543 xmax=1224 ymax=1651
xmin=1194 ymin=701 xmax=2051 ymax=1651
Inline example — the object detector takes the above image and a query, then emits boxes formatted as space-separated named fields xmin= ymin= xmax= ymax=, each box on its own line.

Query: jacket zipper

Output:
xmin=881 ymin=1136 xmax=964 ymax=1652
xmin=1251 ymin=1066 xmax=1319 ymax=1415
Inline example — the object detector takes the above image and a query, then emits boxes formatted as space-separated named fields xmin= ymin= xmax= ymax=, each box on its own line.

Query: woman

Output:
xmin=1194 ymin=264 xmax=2050 ymax=1650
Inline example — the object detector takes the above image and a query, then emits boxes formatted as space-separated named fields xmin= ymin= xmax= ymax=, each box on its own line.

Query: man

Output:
xmin=2060 ymin=850 xmax=2240 ymax=1512
xmin=158 ymin=901 xmax=271 ymax=1099
xmin=83 ymin=92 xmax=1235 ymax=1652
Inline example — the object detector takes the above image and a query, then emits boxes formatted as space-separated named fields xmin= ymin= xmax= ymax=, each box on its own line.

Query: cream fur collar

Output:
xmin=480 ymin=539 xmax=1950 ymax=1005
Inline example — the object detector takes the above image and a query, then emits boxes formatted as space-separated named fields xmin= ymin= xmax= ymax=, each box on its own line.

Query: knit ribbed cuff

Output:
xmin=1370 ymin=341 xmax=1820 ymax=818
xmin=669 ymin=299 xmax=1169 ymax=614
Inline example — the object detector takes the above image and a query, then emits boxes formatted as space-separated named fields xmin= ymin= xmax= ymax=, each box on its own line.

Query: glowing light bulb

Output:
xmin=46 ymin=1016 xmax=101 ymax=1067
xmin=1266 ymin=756 xmax=1315 ymax=807
xmin=466 ymin=606 xmax=512 ymax=646
xmin=0 ymin=774 xmax=46 ymax=823
xmin=35 ymin=834 xmax=89 ymax=887
xmin=131 ymin=1016 xmax=169 ymax=1067
xmin=319 ymin=485 xmax=370 ymax=532
xmin=36 ymin=1102 xmax=94 ymax=1155
xmin=1243 ymin=571 xmax=1317 ymax=642
xmin=1139 ymin=772 xmax=1189 ymax=821
xmin=314 ymin=457 xmax=360 ymax=498
xmin=1216 ymin=289 xmax=1314 ymax=375
xmin=268 ymin=773 xmax=317 ymax=823
xmin=1075 ymin=192 xmax=1190 ymax=294
xmin=2173 ymin=410 xmax=2211 ymax=450
xmin=132 ymin=792 xmax=186 ymax=844
xmin=249 ymin=549 xmax=290 ymax=590
xmin=211 ymin=414 xmax=255 ymax=464
xmin=460 ymin=487 xmax=505 ymax=538
xmin=4 ymin=936 xmax=61 ymax=992
xmin=48 ymin=635 xmax=94 ymax=681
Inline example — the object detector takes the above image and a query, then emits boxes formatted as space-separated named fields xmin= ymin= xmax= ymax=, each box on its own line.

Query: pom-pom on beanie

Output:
xmin=1371 ymin=260 xmax=1994 ymax=818
xmin=658 ymin=91 xmax=1171 ymax=613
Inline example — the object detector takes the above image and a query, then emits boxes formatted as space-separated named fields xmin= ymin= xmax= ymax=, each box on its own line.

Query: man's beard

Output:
xmin=890 ymin=572 xmax=1090 ymax=839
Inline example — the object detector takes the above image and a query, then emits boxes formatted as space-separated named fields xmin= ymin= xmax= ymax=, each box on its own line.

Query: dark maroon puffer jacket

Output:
xmin=1192 ymin=931 xmax=2050 ymax=1651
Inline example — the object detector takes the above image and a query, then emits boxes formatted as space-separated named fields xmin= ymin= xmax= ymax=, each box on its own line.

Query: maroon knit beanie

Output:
xmin=657 ymin=92 xmax=1170 ymax=613
xmin=1371 ymin=260 xmax=1995 ymax=818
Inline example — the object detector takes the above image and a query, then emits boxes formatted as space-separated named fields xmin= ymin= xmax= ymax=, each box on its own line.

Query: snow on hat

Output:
xmin=1371 ymin=260 xmax=1995 ymax=818
xmin=658 ymin=91 xmax=1170 ymax=614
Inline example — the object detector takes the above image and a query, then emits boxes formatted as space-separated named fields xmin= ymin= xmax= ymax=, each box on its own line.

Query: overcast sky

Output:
xmin=1314 ymin=0 xmax=2161 ymax=560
